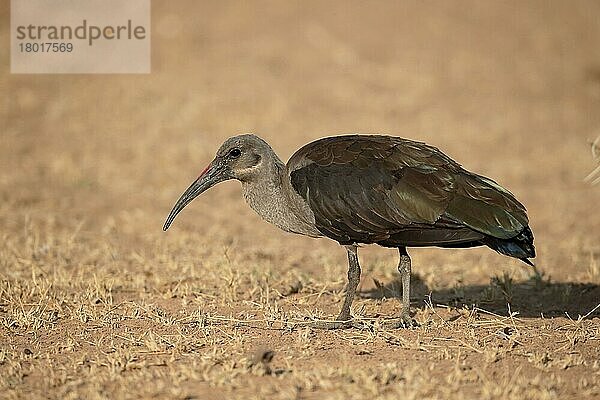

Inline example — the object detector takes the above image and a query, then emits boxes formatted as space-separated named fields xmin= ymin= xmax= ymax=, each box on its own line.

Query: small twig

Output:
xmin=584 ymin=135 xmax=600 ymax=185
xmin=580 ymin=303 xmax=600 ymax=321
xmin=592 ymin=135 xmax=600 ymax=159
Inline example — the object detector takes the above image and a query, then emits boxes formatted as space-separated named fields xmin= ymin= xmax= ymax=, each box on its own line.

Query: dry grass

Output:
xmin=585 ymin=135 xmax=600 ymax=185
xmin=2 ymin=1 xmax=600 ymax=399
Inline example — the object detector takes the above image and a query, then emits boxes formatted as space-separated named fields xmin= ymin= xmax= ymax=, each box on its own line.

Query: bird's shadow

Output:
xmin=359 ymin=272 xmax=600 ymax=319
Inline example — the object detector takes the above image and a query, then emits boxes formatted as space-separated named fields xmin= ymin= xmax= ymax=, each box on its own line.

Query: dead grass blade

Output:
xmin=584 ymin=135 xmax=600 ymax=185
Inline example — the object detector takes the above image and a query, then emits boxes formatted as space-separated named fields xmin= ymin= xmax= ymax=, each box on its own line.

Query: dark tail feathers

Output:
xmin=484 ymin=226 xmax=536 ymax=265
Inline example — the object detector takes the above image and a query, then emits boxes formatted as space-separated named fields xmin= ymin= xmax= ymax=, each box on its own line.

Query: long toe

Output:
xmin=378 ymin=319 xmax=418 ymax=329
xmin=378 ymin=314 xmax=419 ymax=329
xmin=400 ymin=313 xmax=419 ymax=328
xmin=309 ymin=320 xmax=353 ymax=330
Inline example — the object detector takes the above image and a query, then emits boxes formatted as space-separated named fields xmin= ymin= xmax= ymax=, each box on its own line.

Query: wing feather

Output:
xmin=288 ymin=135 xmax=527 ymax=246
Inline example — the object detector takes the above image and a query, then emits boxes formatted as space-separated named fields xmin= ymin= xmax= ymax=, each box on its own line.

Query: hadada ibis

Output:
xmin=163 ymin=134 xmax=535 ymax=328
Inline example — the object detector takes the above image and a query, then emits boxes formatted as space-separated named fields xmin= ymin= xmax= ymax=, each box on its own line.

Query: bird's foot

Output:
xmin=307 ymin=310 xmax=419 ymax=330
xmin=307 ymin=316 xmax=418 ymax=330
xmin=378 ymin=314 xmax=419 ymax=329
xmin=308 ymin=312 xmax=355 ymax=330
xmin=309 ymin=319 xmax=353 ymax=330
xmin=402 ymin=313 xmax=418 ymax=328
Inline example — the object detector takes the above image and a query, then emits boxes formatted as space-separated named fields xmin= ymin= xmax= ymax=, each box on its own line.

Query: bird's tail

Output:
xmin=484 ymin=226 xmax=536 ymax=265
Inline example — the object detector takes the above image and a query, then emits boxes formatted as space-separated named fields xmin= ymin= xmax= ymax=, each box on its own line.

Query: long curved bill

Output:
xmin=163 ymin=159 xmax=228 ymax=231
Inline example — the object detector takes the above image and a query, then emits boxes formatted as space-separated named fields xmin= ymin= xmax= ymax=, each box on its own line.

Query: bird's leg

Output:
xmin=397 ymin=246 xmax=416 ymax=327
xmin=337 ymin=244 xmax=361 ymax=322
xmin=309 ymin=245 xmax=361 ymax=330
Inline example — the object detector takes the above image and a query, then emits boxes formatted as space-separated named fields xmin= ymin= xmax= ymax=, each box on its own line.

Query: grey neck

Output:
xmin=241 ymin=155 xmax=321 ymax=238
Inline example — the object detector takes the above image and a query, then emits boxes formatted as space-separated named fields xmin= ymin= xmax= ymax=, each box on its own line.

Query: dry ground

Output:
xmin=2 ymin=1 xmax=600 ymax=399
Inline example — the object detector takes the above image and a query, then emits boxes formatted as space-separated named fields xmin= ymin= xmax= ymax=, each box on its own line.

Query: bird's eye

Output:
xmin=228 ymin=148 xmax=242 ymax=159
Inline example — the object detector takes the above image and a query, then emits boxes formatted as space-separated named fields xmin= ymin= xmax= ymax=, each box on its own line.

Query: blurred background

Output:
xmin=2 ymin=0 xmax=600 ymax=288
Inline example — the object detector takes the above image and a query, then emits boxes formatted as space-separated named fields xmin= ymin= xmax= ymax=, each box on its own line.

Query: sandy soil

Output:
xmin=1 ymin=1 xmax=600 ymax=399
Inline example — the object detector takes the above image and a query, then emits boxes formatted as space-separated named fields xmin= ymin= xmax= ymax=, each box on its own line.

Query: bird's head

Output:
xmin=163 ymin=134 xmax=276 ymax=231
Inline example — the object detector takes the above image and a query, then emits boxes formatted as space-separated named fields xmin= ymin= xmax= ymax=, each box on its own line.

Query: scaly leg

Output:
xmin=337 ymin=244 xmax=361 ymax=322
xmin=397 ymin=246 xmax=416 ymax=327
xmin=310 ymin=244 xmax=361 ymax=330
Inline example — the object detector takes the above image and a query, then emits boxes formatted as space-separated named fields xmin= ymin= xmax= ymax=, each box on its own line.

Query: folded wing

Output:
xmin=288 ymin=135 xmax=529 ymax=248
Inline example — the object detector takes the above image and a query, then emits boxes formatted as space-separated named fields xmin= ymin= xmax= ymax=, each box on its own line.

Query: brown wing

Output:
xmin=287 ymin=135 xmax=528 ymax=246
